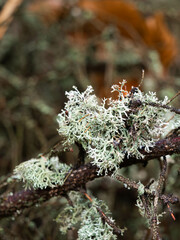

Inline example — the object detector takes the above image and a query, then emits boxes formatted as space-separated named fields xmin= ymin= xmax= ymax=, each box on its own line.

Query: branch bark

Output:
xmin=0 ymin=134 xmax=180 ymax=218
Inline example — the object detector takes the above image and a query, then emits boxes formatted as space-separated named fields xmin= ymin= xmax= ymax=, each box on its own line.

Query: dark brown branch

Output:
xmin=76 ymin=142 xmax=86 ymax=166
xmin=116 ymin=162 xmax=178 ymax=205
xmin=145 ymin=102 xmax=180 ymax=114
xmin=0 ymin=134 xmax=180 ymax=218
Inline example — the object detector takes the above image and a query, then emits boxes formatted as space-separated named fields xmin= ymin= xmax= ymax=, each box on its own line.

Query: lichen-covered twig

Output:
xmin=0 ymin=133 xmax=179 ymax=218
xmin=150 ymin=157 xmax=167 ymax=240
xmin=82 ymin=190 xmax=123 ymax=236
xmin=116 ymin=155 xmax=179 ymax=240
xmin=115 ymin=174 xmax=178 ymax=205
xmin=145 ymin=102 xmax=180 ymax=114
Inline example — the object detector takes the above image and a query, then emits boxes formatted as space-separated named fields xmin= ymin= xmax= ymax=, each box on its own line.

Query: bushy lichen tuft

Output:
xmin=78 ymin=207 xmax=117 ymax=240
xmin=14 ymin=156 xmax=71 ymax=189
xmin=56 ymin=191 xmax=86 ymax=234
xmin=57 ymin=81 xmax=177 ymax=175
xmin=56 ymin=191 xmax=124 ymax=239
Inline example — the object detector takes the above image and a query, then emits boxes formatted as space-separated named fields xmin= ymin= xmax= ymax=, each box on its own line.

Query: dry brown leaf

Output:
xmin=145 ymin=12 xmax=177 ymax=69
xmin=78 ymin=0 xmax=147 ymax=42
xmin=28 ymin=0 xmax=177 ymax=69
xmin=0 ymin=0 xmax=23 ymax=39
xmin=28 ymin=0 xmax=65 ymax=24
xmin=27 ymin=0 xmax=177 ymax=97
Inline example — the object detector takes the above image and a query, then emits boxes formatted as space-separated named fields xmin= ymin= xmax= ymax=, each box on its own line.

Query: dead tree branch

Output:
xmin=0 ymin=133 xmax=179 ymax=218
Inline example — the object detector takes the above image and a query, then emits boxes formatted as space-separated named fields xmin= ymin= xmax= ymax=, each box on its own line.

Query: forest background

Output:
xmin=0 ymin=0 xmax=180 ymax=239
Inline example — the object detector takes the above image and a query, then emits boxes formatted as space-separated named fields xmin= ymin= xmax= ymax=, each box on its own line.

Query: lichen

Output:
xmin=56 ymin=191 xmax=124 ymax=239
xmin=78 ymin=207 xmax=117 ymax=240
xmin=136 ymin=196 xmax=166 ymax=227
xmin=57 ymin=81 xmax=176 ymax=175
xmin=137 ymin=182 xmax=145 ymax=195
xmin=14 ymin=156 xmax=71 ymax=189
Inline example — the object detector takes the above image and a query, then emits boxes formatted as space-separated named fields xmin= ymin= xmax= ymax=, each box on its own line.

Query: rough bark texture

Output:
xmin=0 ymin=134 xmax=180 ymax=218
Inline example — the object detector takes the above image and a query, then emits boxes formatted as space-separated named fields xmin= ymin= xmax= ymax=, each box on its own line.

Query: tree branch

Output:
xmin=0 ymin=134 xmax=180 ymax=218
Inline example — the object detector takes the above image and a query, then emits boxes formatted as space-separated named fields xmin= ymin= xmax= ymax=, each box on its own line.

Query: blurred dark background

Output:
xmin=0 ymin=0 xmax=179 ymax=239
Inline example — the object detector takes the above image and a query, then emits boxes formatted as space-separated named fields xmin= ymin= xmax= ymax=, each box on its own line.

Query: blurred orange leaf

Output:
xmin=28 ymin=0 xmax=177 ymax=70
xmin=27 ymin=0 xmax=177 ymax=98
xmin=28 ymin=0 xmax=65 ymax=24
xmin=0 ymin=0 xmax=23 ymax=39
xmin=144 ymin=12 xmax=177 ymax=69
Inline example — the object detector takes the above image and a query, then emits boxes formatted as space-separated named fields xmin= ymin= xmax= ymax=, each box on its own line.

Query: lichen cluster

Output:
xmin=57 ymin=81 xmax=172 ymax=175
xmin=56 ymin=191 xmax=124 ymax=239
xmin=14 ymin=156 xmax=71 ymax=189
xmin=11 ymin=82 xmax=180 ymax=239
xmin=136 ymin=195 xmax=165 ymax=227
xmin=14 ymin=81 xmax=179 ymax=187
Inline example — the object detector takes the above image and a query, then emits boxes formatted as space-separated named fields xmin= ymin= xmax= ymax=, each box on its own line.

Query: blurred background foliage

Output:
xmin=0 ymin=0 xmax=179 ymax=239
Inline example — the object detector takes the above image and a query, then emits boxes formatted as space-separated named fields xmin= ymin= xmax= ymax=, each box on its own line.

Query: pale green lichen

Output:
xmin=56 ymin=191 xmax=86 ymax=234
xmin=136 ymin=196 xmax=166 ymax=227
xmin=136 ymin=196 xmax=148 ymax=218
xmin=78 ymin=207 xmax=117 ymax=240
xmin=56 ymin=191 xmax=125 ymax=239
xmin=14 ymin=156 xmax=71 ymax=189
xmin=137 ymin=182 xmax=145 ymax=195
xmin=57 ymin=81 xmax=177 ymax=175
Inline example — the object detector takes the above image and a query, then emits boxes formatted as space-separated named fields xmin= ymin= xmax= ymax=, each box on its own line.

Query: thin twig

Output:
xmin=65 ymin=194 xmax=74 ymax=207
xmin=116 ymin=175 xmax=140 ymax=189
xmin=167 ymin=91 xmax=180 ymax=104
xmin=0 ymin=174 xmax=13 ymax=189
xmin=145 ymin=102 xmax=180 ymax=114
xmin=151 ymin=157 xmax=167 ymax=240
xmin=156 ymin=157 xmax=167 ymax=195
xmin=82 ymin=191 xmax=123 ymax=236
